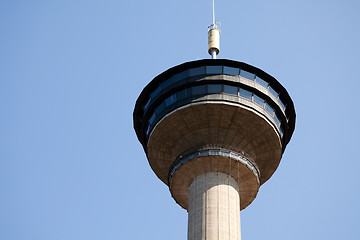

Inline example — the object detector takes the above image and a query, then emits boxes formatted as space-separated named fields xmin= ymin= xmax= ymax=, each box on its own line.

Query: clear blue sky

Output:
xmin=1 ymin=0 xmax=360 ymax=239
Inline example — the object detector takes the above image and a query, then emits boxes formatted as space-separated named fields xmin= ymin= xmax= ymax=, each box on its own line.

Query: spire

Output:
xmin=208 ymin=0 xmax=220 ymax=59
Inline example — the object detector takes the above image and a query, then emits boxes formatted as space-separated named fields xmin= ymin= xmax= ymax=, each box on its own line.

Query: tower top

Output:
xmin=208 ymin=0 xmax=220 ymax=59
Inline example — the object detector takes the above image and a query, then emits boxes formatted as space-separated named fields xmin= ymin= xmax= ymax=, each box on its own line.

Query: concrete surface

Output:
xmin=188 ymin=172 xmax=241 ymax=240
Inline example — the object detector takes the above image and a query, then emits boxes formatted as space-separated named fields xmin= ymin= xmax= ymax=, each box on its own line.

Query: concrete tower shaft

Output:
xmin=188 ymin=172 xmax=240 ymax=240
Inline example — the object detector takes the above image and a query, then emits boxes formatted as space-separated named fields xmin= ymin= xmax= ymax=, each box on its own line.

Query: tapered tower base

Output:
xmin=188 ymin=172 xmax=241 ymax=240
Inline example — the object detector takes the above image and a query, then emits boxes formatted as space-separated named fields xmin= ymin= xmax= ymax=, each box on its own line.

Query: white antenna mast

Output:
xmin=208 ymin=0 xmax=220 ymax=59
xmin=212 ymin=0 xmax=215 ymax=25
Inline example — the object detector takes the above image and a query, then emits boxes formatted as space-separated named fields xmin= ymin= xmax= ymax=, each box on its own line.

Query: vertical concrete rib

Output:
xmin=188 ymin=172 xmax=241 ymax=240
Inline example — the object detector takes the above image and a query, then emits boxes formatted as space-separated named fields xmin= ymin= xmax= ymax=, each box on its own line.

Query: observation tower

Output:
xmin=133 ymin=2 xmax=295 ymax=240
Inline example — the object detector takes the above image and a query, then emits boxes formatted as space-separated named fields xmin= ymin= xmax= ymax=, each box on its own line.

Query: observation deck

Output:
xmin=133 ymin=59 xmax=295 ymax=210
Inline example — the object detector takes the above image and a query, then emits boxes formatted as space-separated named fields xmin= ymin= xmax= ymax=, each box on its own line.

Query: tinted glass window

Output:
xmin=279 ymin=98 xmax=286 ymax=110
xmin=146 ymin=125 xmax=151 ymax=136
xmin=255 ymin=76 xmax=268 ymax=88
xmin=224 ymin=66 xmax=239 ymax=76
xmin=189 ymin=66 xmax=206 ymax=76
xmin=192 ymin=85 xmax=206 ymax=95
xmin=253 ymin=94 xmax=264 ymax=106
xmin=280 ymin=126 xmax=284 ymax=137
xmin=224 ymin=85 xmax=238 ymax=95
xmin=208 ymin=84 xmax=222 ymax=94
xmin=150 ymin=86 xmax=161 ymax=99
xmin=155 ymin=102 xmax=165 ymax=115
xmin=144 ymin=98 xmax=151 ymax=110
xmin=269 ymin=86 xmax=279 ymax=98
xmin=165 ymin=94 xmax=177 ymax=106
xmin=265 ymin=102 xmax=275 ymax=116
xmin=161 ymin=77 xmax=174 ymax=89
xmin=206 ymin=65 xmax=223 ymax=74
xmin=173 ymin=70 xmax=188 ymax=82
xmin=274 ymin=113 xmax=281 ymax=127
xmin=239 ymin=88 xmax=252 ymax=100
xmin=240 ymin=70 xmax=255 ymax=80
xmin=149 ymin=112 xmax=156 ymax=125
xmin=177 ymin=88 xmax=191 ymax=100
